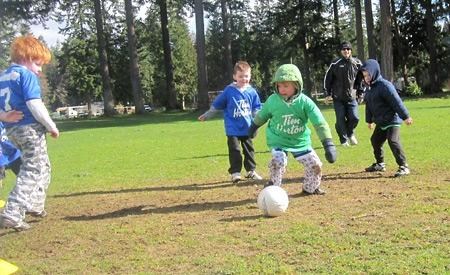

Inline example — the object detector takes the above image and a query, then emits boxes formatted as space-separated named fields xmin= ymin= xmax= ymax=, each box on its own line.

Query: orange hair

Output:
xmin=234 ymin=61 xmax=251 ymax=74
xmin=10 ymin=35 xmax=51 ymax=64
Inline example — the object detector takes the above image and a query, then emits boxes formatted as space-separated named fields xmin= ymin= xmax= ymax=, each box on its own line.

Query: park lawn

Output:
xmin=0 ymin=96 xmax=449 ymax=274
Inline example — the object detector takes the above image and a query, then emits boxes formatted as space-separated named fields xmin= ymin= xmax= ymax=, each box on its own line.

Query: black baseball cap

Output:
xmin=341 ymin=42 xmax=352 ymax=50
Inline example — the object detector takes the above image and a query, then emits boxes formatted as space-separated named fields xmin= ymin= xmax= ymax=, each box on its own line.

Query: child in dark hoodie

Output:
xmin=361 ymin=59 xmax=413 ymax=177
xmin=248 ymin=64 xmax=336 ymax=195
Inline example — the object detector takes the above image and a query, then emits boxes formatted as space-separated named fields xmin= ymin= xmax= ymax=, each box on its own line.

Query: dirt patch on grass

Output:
xmin=1 ymin=168 xmax=449 ymax=274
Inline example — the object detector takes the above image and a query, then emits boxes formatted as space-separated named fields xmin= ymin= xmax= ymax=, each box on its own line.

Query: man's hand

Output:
xmin=0 ymin=110 xmax=23 ymax=123
xmin=324 ymin=96 xmax=333 ymax=105
xmin=367 ymin=123 xmax=375 ymax=130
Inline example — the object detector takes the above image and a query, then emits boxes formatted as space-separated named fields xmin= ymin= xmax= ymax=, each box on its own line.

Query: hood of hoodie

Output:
xmin=361 ymin=59 xmax=381 ymax=85
xmin=271 ymin=64 xmax=304 ymax=100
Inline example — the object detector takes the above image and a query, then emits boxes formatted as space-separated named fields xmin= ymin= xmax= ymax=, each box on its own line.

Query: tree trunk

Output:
xmin=125 ymin=0 xmax=145 ymax=114
xmin=158 ymin=0 xmax=177 ymax=109
xmin=391 ymin=0 xmax=409 ymax=88
xmin=93 ymin=0 xmax=116 ymax=116
xmin=364 ymin=0 xmax=376 ymax=59
xmin=194 ymin=0 xmax=209 ymax=110
xmin=380 ymin=0 xmax=394 ymax=81
xmin=355 ymin=0 xmax=365 ymax=60
xmin=220 ymin=0 xmax=233 ymax=83
xmin=423 ymin=0 xmax=439 ymax=93
xmin=333 ymin=0 xmax=340 ymax=41
xmin=298 ymin=2 xmax=312 ymax=93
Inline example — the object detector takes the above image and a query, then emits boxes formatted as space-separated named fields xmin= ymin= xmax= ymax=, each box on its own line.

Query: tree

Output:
xmin=194 ymin=0 xmax=209 ymax=110
xmin=380 ymin=0 xmax=394 ymax=81
xmin=158 ymin=0 xmax=177 ymax=109
xmin=94 ymin=0 xmax=116 ymax=116
xmin=355 ymin=0 xmax=365 ymax=59
xmin=220 ymin=0 xmax=233 ymax=83
xmin=422 ymin=0 xmax=439 ymax=93
xmin=124 ymin=0 xmax=145 ymax=113
xmin=364 ymin=0 xmax=376 ymax=59
xmin=333 ymin=0 xmax=341 ymax=41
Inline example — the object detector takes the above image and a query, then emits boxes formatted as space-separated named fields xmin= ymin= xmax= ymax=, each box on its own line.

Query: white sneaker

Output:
xmin=341 ymin=141 xmax=350 ymax=147
xmin=231 ymin=172 xmax=241 ymax=183
xmin=349 ymin=135 xmax=358 ymax=145
xmin=246 ymin=170 xmax=263 ymax=180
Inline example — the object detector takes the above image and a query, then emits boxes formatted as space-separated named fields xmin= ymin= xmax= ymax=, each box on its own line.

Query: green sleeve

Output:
xmin=254 ymin=96 xmax=272 ymax=126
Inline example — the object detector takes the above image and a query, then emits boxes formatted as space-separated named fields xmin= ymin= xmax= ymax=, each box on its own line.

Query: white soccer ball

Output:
xmin=257 ymin=185 xmax=289 ymax=217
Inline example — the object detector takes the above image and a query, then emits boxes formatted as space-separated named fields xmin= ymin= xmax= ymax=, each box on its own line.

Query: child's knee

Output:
xmin=269 ymin=150 xmax=287 ymax=169
xmin=312 ymin=164 xmax=322 ymax=174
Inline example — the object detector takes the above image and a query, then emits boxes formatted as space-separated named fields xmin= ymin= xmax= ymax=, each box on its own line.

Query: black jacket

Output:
xmin=324 ymin=56 xmax=363 ymax=101
xmin=362 ymin=59 xmax=410 ymax=127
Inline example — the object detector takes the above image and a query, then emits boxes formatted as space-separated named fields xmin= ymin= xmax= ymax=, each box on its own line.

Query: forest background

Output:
xmin=0 ymin=0 xmax=449 ymax=115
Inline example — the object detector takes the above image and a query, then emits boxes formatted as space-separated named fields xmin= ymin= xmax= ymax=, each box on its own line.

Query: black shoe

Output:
xmin=394 ymin=165 xmax=410 ymax=177
xmin=365 ymin=163 xmax=386 ymax=172
xmin=303 ymin=188 xmax=326 ymax=195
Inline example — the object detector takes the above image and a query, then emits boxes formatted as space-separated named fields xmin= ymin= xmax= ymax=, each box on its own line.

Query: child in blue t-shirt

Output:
xmin=0 ymin=35 xmax=59 ymax=231
xmin=198 ymin=61 xmax=263 ymax=183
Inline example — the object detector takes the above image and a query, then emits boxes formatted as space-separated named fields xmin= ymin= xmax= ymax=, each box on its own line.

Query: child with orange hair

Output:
xmin=0 ymin=35 xmax=59 ymax=231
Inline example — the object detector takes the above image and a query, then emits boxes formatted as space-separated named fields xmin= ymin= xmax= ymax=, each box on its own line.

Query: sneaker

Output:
xmin=246 ymin=170 xmax=263 ymax=180
xmin=365 ymin=163 xmax=386 ymax=172
xmin=349 ymin=135 xmax=358 ymax=145
xmin=27 ymin=210 xmax=47 ymax=218
xmin=341 ymin=141 xmax=350 ymax=147
xmin=231 ymin=172 xmax=241 ymax=183
xmin=0 ymin=216 xmax=31 ymax=231
xmin=303 ymin=188 xmax=326 ymax=195
xmin=395 ymin=165 xmax=410 ymax=177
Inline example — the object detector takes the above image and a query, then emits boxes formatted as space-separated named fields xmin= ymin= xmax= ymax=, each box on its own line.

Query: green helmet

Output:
xmin=271 ymin=64 xmax=304 ymax=93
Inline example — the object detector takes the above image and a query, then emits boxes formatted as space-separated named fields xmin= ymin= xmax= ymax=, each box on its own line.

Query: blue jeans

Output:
xmin=333 ymin=99 xmax=359 ymax=144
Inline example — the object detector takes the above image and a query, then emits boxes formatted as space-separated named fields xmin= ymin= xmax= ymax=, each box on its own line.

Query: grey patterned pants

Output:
xmin=1 ymin=123 xmax=51 ymax=223
xmin=269 ymin=149 xmax=322 ymax=192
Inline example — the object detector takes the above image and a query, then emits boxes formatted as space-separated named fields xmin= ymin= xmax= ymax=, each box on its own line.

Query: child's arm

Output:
xmin=198 ymin=107 xmax=220 ymax=121
xmin=0 ymin=110 xmax=23 ymax=123
xmin=26 ymin=99 xmax=59 ymax=138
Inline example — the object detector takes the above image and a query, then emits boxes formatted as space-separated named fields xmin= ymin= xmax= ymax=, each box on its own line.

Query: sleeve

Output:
xmin=211 ymin=88 xmax=228 ymax=110
xmin=365 ymin=97 xmax=373 ymax=123
xmin=253 ymin=96 xmax=272 ymax=126
xmin=200 ymin=106 xmax=220 ymax=120
xmin=251 ymin=91 xmax=262 ymax=116
xmin=26 ymin=99 xmax=57 ymax=132
xmin=323 ymin=63 xmax=334 ymax=96
xmin=384 ymin=84 xmax=410 ymax=120
xmin=21 ymin=71 xmax=42 ymax=100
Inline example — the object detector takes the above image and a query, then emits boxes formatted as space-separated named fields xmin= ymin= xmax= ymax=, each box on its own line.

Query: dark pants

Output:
xmin=333 ymin=99 xmax=359 ymax=144
xmin=227 ymin=136 xmax=256 ymax=174
xmin=371 ymin=126 xmax=407 ymax=166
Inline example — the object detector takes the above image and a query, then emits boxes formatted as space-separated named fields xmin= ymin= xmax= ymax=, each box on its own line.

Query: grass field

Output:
xmin=1 ymin=96 xmax=449 ymax=274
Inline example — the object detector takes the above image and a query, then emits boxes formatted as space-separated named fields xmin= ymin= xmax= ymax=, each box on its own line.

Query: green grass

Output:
xmin=1 ymin=96 xmax=449 ymax=274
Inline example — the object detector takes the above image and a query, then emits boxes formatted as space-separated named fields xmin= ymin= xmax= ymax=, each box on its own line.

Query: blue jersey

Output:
xmin=212 ymin=84 xmax=261 ymax=136
xmin=0 ymin=123 xmax=20 ymax=167
xmin=0 ymin=64 xmax=42 ymax=128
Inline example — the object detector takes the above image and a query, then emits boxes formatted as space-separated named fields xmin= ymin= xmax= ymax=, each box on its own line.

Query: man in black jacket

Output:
xmin=324 ymin=42 xmax=363 ymax=146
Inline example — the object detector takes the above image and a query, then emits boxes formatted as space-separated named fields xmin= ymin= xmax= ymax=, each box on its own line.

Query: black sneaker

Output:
xmin=303 ymin=188 xmax=326 ymax=195
xmin=394 ymin=165 xmax=410 ymax=177
xmin=365 ymin=163 xmax=386 ymax=172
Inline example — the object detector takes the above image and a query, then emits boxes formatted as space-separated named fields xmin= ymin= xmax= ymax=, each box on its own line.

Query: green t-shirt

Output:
xmin=254 ymin=93 xmax=332 ymax=152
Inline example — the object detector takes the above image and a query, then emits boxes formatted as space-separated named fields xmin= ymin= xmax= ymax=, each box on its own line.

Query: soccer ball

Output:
xmin=257 ymin=185 xmax=289 ymax=217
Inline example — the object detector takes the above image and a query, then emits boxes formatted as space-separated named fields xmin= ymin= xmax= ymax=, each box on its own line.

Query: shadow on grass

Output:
xmin=322 ymin=171 xmax=388 ymax=181
xmin=56 ymin=110 xmax=212 ymax=133
xmin=51 ymin=179 xmax=265 ymax=198
xmin=63 ymin=198 xmax=256 ymax=221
